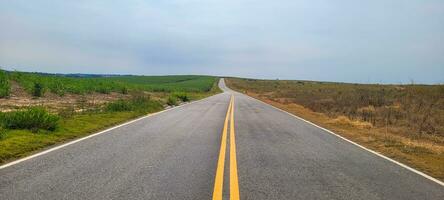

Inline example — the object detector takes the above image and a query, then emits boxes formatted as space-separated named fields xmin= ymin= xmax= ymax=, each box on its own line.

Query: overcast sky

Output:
xmin=1 ymin=0 xmax=443 ymax=83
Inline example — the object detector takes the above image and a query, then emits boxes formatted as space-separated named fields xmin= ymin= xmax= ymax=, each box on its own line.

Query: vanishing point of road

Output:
xmin=1 ymin=79 xmax=443 ymax=200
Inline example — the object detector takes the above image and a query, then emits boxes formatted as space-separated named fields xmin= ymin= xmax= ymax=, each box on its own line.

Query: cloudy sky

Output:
xmin=0 ymin=0 xmax=443 ymax=83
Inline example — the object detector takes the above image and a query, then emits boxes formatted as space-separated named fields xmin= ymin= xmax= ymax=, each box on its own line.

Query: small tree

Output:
xmin=0 ymin=70 xmax=10 ymax=98
xmin=120 ymin=86 xmax=128 ymax=94
xmin=33 ymin=82 xmax=44 ymax=97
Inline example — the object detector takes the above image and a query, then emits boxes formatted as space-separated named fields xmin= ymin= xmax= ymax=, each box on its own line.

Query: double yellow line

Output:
xmin=213 ymin=95 xmax=240 ymax=200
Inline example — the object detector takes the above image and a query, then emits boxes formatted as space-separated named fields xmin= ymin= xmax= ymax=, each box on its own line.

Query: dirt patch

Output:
xmin=0 ymin=82 xmax=130 ymax=112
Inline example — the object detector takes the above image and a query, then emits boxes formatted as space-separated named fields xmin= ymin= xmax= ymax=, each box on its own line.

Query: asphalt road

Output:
xmin=1 ymin=79 xmax=443 ymax=200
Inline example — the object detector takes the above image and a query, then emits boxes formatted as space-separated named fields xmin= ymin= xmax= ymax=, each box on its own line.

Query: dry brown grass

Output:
xmin=226 ymin=78 xmax=444 ymax=181
xmin=327 ymin=115 xmax=373 ymax=129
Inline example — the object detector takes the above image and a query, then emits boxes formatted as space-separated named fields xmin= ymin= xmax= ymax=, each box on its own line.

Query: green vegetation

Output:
xmin=173 ymin=92 xmax=190 ymax=102
xmin=109 ymin=75 xmax=217 ymax=93
xmin=6 ymin=71 xmax=216 ymax=96
xmin=1 ymin=107 xmax=59 ymax=132
xmin=0 ymin=70 xmax=221 ymax=164
xmin=0 ymin=110 xmax=162 ymax=163
xmin=167 ymin=95 xmax=178 ymax=106
xmin=106 ymin=94 xmax=161 ymax=112
xmin=0 ymin=99 xmax=164 ymax=163
xmin=32 ymin=82 xmax=45 ymax=97
xmin=106 ymin=99 xmax=134 ymax=111
xmin=0 ymin=126 xmax=5 ymax=140
xmin=0 ymin=70 xmax=10 ymax=98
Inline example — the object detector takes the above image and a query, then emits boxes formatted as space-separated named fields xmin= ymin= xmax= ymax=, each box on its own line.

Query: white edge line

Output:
xmin=238 ymin=92 xmax=444 ymax=187
xmin=0 ymin=93 xmax=224 ymax=170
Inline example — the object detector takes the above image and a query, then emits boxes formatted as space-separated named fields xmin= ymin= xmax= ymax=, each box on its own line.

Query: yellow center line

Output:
xmin=212 ymin=96 xmax=233 ymax=200
xmin=212 ymin=95 xmax=240 ymax=200
xmin=230 ymin=96 xmax=240 ymax=200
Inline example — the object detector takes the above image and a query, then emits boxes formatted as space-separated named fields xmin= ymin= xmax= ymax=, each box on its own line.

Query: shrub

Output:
xmin=2 ymin=107 xmax=59 ymax=131
xmin=106 ymin=94 xmax=160 ymax=112
xmin=120 ymin=87 xmax=128 ymax=94
xmin=0 ymin=126 xmax=5 ymax=139
xmin=106 ymin=99 xmax=133 ymax=112
xmin=133 ymin=96 xmax=149 ymax=107
xmin=167 ymin=96 xmax=178 ymax=106
xmin=49 ymin=81 xmax=65 ymax=96
xmin=130 ymin=94 xmax=163 ymax=112
xmin=33 ymin=82 xmax=45 ymax=97
xmin=173 ymin=92 xmax=189 ymax=102
xmin=0 ymin=70 xmax=10 ymax=98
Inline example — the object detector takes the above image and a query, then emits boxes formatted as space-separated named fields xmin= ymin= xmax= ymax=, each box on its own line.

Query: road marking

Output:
xmin=229 ymin=96 xmax=240 ymax=200
xmin=0 ymin=93 xmax=223 ymax=170
xmin=212 ymin=95 xmax=233 ymax=200
xmin=213 ymin=95 xmax=241 ymax=200
xmin=239 ymin=92 xmax=444 ymax=187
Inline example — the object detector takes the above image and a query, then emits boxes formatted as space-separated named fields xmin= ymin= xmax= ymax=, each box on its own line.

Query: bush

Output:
xmin=49 ymin=81 xmax=65 ymax=96
xmin=2 ymin=107 xmax=59 ymax=131
xmin=33 ymin=82 xmax=45 ymax=97
xmin=106 ymin=94 xmax=157 ymax=112
xmin=167 ymin=96 xmax=178 ymax=106
xmin=173 ymin=92 xmax=189 ymax=102
xmin=0 ymin=126 xmax=5 ymax=139
xmin=130 ymin=92 xmax=150 ymax=105
xmin=106 ymin=99 xmax=133 ymax=112
xmin=120 ymin=87 xmax=128 ymax=94
xmin=0 ymin=70 xmax=10 ymax=98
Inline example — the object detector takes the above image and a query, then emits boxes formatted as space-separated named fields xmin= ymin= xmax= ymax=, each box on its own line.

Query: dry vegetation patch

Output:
xmin=327 ymin=115 xmax=373 ymax=129
xmin=226 ymin=78 xmax=444 ymax=181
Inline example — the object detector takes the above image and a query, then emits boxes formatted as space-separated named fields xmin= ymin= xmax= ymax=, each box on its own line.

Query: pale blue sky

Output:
xmin=1 ymin=0 xmax=443 ymax=83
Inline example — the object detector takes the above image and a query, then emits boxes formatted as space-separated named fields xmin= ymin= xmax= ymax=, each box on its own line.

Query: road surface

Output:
xmin=0 ymin=79 xmax=443 ymax=200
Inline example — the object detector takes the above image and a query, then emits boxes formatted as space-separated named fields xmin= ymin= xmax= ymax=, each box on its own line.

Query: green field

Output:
xmin=0 ymin=70 xmax=221 ymax=164
xmin=3 ymin=71 xmax=216 ymax=96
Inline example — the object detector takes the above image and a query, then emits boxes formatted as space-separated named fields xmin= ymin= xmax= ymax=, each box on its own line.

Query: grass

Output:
xmin=225 ymin=77 xmax=444 ymax=181
xmin=0 ymin=71 xmax=221 ymax=164
xmin=0 ymin=110 xmax=161 ymax=163
xmin=105 ymin=94 xmax=159 ymax=112
xmin=1 ymin=107 xmax=59 ymax=131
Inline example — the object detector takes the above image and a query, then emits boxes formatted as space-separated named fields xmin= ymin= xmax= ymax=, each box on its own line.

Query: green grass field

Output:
xmin=5 ymin=71 xmax=216 ymax=96
xmin=0 ymin=70 xmax=221 ymax=164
